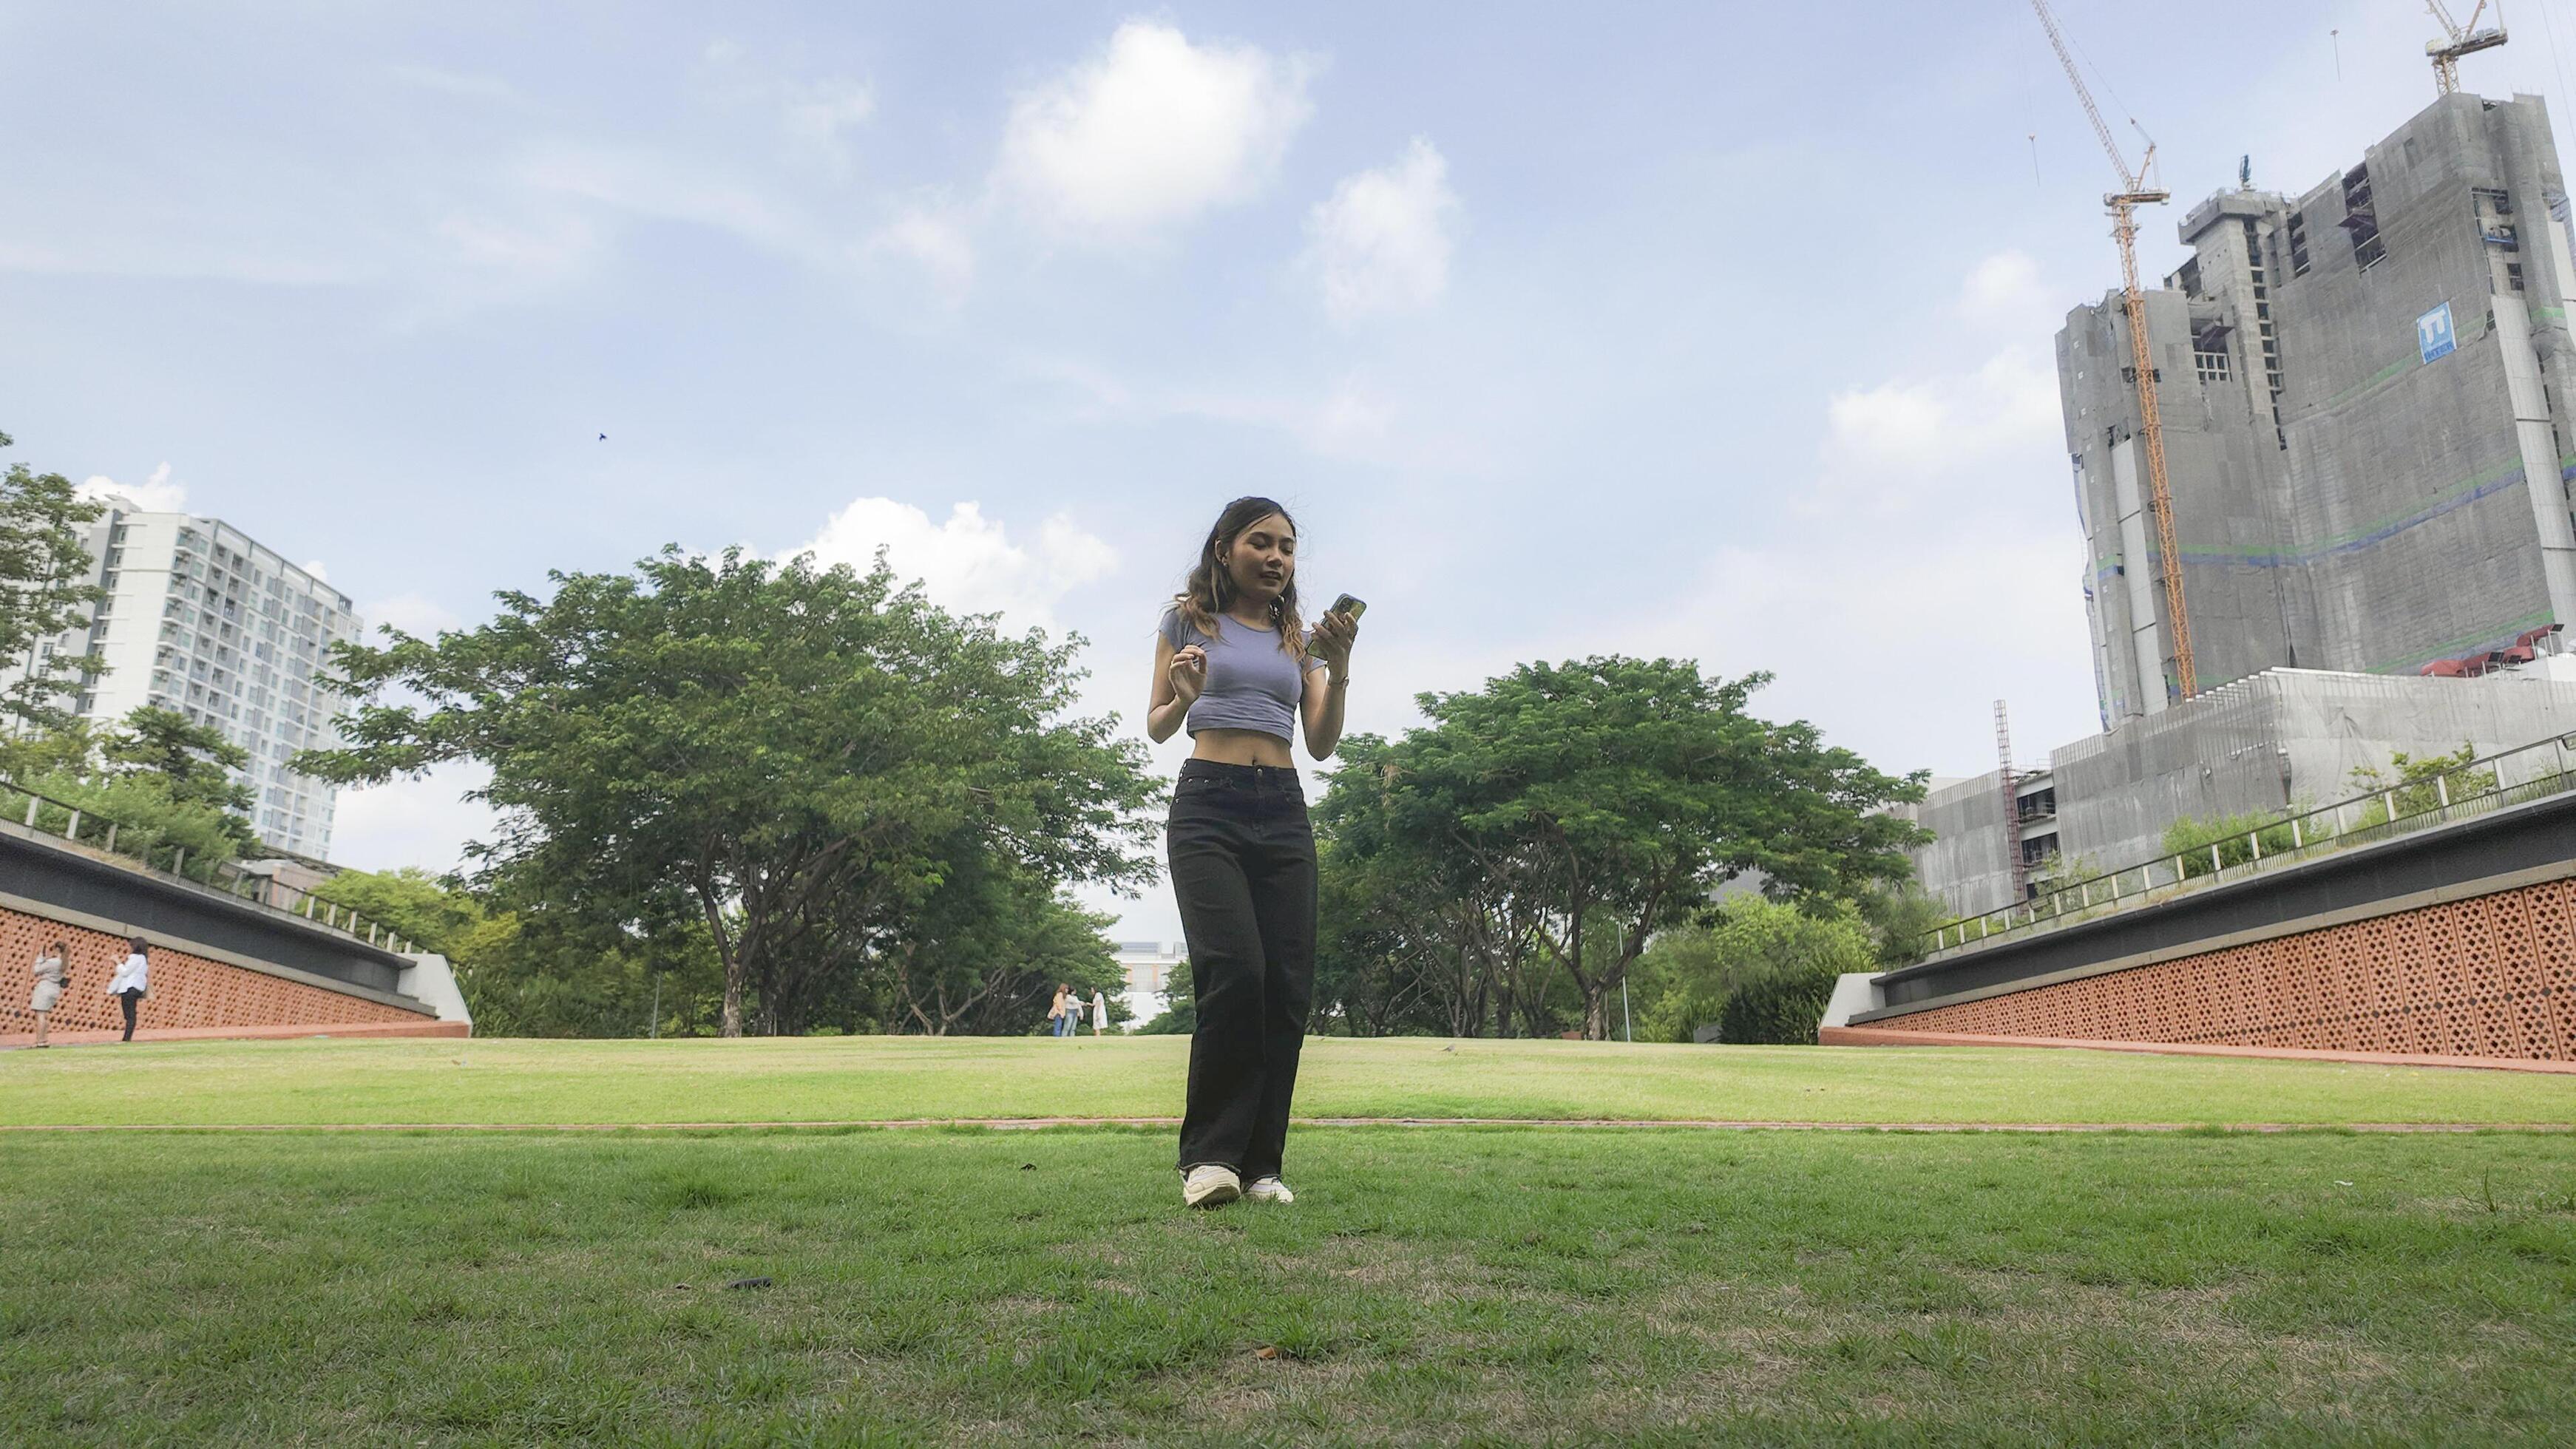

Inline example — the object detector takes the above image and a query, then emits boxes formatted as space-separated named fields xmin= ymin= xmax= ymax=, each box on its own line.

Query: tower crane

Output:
xmin=2427 ymin=2 xmax=2507 ymax=96
xmin=2028 ymin=0 xmax=2195 ymax=700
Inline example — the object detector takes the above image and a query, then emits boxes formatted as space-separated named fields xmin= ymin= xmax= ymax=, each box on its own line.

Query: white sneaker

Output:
xmin=1244 ymin=1176 xmax=1295 ymax=1204
xmin=1182 ymin=1164 xmax=1241 ymax=1209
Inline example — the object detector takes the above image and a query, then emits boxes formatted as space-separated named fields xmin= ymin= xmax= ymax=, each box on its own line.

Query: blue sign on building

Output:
xmin=2418 ymin=301 xmax=2457 ymax=363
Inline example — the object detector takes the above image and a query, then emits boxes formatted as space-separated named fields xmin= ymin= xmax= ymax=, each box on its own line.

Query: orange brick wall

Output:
xmin=1888 ymin=878 xmax=2576 ymax=1062
xmin=1 ymin=903 xmax=434 ymax=1036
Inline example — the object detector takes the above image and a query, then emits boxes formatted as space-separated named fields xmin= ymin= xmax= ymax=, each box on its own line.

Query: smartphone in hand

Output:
xmin=1326 ymin=593 xmax=1366 ymax=620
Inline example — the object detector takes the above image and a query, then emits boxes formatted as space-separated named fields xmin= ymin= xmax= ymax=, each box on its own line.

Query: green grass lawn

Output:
xmin=5 ymin=1034 xmax=2575 ymax=1127
xmin=4 ymin=1127 xmax=2573 ymax=1445
xmin=5 ymin=1040 xmax=2572 ymax=1443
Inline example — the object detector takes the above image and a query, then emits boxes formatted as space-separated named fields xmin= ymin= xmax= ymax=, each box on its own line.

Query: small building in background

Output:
xmin=1112 ymin=940 xmax=1186 ymax=1028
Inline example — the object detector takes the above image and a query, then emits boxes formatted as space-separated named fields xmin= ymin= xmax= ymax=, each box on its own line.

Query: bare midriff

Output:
xmin=1190 ymin=726 xmax=1297 ymax=768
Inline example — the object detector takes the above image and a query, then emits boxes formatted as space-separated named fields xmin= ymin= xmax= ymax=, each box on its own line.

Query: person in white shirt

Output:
xmin=104 ymin=936 xmax=149 ymax=1043
xmin=1090 ymin=987 xmax=1110 ymax=1036
xmin=27 ymin=940 xmax=69 ymax=1048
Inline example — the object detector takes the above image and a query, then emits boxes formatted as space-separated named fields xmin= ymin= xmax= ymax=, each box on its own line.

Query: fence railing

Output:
xmin=0 ymin=775 xmax=413 ymax=956
xmin=1919 ymin=730 xmax=2576 ymax=957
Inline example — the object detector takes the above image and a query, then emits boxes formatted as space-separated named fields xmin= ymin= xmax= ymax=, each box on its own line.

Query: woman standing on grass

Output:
xmin=1145 ymin=497 xmax=1360 ymax=1209
xmin=27 ymin=939 xmax=68 ymax=1047
xmin=104 ymin=936 xmax=148 ymax=1043
xmin=1049 ymin=983 xmax=1076 ymax=1038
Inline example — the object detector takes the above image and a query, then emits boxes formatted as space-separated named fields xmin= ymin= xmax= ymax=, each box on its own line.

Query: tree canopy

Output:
xmin=0 ymin=429 xmax=106 ymax=737
xmin=1312 ymin=657 xmax=1928 ymax=1039
xmin=296 ymin=546 xmax=1160 ymax=1036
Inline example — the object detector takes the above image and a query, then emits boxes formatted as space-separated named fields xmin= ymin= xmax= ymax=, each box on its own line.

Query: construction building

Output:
xmin=2063 ymin=90 xmax=2576 ymax=718
xmin=1911 ymin=89 xmax=2576 ymax=918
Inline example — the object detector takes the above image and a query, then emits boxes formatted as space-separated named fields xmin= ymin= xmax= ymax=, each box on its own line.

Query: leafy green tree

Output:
xmin=0 ymin=717 xmax=97 ymax=782
xmin=1311 ymin=734 xmax=1526 ymax=1037
xmin=1139 ymin=959 xmax=1196 ymax=1035
xmin=1684 ymin=897 xmax=1879 ymax=1045
xmin=0 ymin=430 xmax=106 ymax=735
xmin=311 ymin=866 xmax=729 ymax=1037
xmin=1851 ymin=881 xmax=1954 ymax=968
xmin=309 ymin=866 xmax=489 ymax=956
xmin=1359 ymin=659 xmax=1927 ymax=1039
xmin=863 ymin=838 xmax=1125 ymax=1036
xmin=104 ymin=705 xmax=257 ymax=819
xmin=1631 ymin=898 xmax=1881 ymax=1044
xmin=8 ymin=767 xmax=251 ymax=880
xmin=297 ymin=547 xmax=1160 ymax=1036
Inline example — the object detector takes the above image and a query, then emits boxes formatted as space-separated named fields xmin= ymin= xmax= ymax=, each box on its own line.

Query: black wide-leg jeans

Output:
xmin=1168 ymin=760 xmax=1317 ymax=1181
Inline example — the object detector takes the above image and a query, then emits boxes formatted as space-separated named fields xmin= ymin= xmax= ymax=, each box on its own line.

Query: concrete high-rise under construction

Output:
xmin=2059 ymin=90 xmax=2576 ymax=724
xmin=1902 ymin=89 xmax=2576 ymax=920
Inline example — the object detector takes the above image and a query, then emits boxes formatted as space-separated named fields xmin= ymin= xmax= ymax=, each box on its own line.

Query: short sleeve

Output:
xmin=1157 ymin=605 xmax=1193 ymax=651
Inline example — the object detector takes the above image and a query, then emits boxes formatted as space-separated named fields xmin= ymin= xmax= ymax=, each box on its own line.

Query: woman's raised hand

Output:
xmin=1309 ymin=609 xmax=1359 ymax=674
xmin=1169 ymin=644 xmax=1210 ymax=705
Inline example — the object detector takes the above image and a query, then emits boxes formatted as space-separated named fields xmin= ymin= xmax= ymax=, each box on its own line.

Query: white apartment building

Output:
xmin=4 ymin=495 xmax=362 ymax=858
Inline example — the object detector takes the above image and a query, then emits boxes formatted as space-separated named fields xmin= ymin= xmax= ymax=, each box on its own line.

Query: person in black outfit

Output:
xmin=1145 ymin=498 xmax=1360 ymax=1209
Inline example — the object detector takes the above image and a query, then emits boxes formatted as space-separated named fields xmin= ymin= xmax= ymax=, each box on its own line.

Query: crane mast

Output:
xmin=2029 ymin=0 xmax=2194 ymax=702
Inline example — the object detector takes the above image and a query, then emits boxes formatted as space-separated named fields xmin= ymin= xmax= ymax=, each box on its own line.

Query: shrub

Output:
xmin=2162 ymin=810 xmax=2297 ymax=879
xmin=1635 ymin=897 xmax=1877 ymax=1047
xmin=1717 ymin=960 xmax=1844 ymax=1046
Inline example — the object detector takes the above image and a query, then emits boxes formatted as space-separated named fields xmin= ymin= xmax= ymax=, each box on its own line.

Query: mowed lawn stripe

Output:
xmin=2 ymin=1128 xmax=2572 ymax=1444
xmin=7 ymin=1035 xmax=2576 ymax=1127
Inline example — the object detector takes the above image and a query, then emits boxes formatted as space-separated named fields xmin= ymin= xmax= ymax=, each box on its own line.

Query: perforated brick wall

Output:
xmin=1888 ymin=878 xmax=2576 ymax=1061
xmin=0 ymin=903 xmax=432 ymax=1036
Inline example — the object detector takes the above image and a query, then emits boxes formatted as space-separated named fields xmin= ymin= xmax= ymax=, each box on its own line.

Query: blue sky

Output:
xmin=7 ymin=2 xmax=2569 ymax=943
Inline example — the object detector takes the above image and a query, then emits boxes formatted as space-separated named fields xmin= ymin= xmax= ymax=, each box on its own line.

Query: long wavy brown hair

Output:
xmin=1173 ymin=496 xmax=1308 ymax=659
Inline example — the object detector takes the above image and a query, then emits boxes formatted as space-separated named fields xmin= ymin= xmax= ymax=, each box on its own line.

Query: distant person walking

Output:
xmin=104 ymin=937 xmax=149 ymax=1043
xmin=27 ymin=940 xmax=69 ymax=1048
xmin=1146 ymin=497 xmax=1360 ymax=1209
xmin=1089 ymin=987 xmax=1110 ymax=1036
xmin=1049 ymin=983 xmax=1077 ymax=1038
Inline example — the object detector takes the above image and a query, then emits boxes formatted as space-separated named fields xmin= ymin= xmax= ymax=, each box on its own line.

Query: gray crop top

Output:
xmin=1159 ymin=605 xmax=1312 ymax=742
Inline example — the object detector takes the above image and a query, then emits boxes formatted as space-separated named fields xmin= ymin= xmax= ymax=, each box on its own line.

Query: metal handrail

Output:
xmin=0 ymin=773 xmax=412 ymax=955
xmin=1919 ymin=729 xmax=2576 ymax=956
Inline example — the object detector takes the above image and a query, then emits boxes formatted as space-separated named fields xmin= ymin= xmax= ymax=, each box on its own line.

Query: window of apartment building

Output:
xmin=2288 ymin=211 xmax=2312 ymax=276
xmin=2194 ymin=348 xmax=2233 ymax=381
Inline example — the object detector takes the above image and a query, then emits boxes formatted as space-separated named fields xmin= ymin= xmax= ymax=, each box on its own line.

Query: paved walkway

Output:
xmin=2 ymin=1117 xmax=2566 ymax=1133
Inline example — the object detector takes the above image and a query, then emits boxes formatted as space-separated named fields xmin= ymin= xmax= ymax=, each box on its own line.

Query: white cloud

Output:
xmin=1953 ymin=248 xmax=2067 ymax=341
xmin=868 ymin=202 xmax=975 ymax=298
xmin=1304 ymin=137 xmax=1460 ymax=321
xmin=328 ymin=761 xmax=500 ymax=876
xmin=777 ymin=80 xmax=875 ymax=153
xmin=793 ymin=498 xmax=1118 ymax=631
xmin=1812 ymin=346 xmax=2060 ymax=515
xmin=996 ymin=21 xmax=1314 ymax=243
xmin=302 ymin=559 xmax=331 ymax=583
xmin=1618 ymin=252 xmax=2098 ymax=777
xmin=1959 ymin=249 xmax=2041 ymax=313
xmin=75 ymin=461 xmax=186 ymax=513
